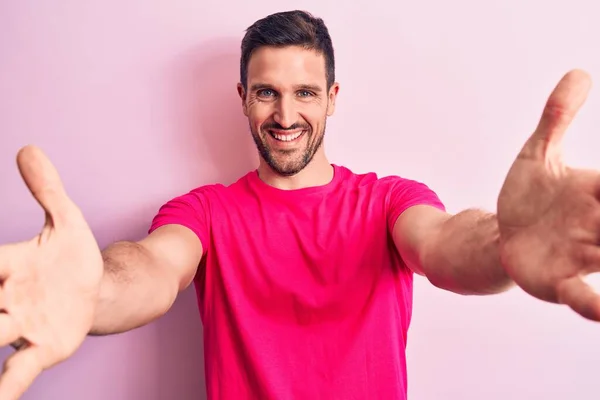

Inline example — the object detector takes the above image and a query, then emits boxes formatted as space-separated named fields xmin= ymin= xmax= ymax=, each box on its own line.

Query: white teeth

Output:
xmin=272 ymin=131 xmax=303 ymax=142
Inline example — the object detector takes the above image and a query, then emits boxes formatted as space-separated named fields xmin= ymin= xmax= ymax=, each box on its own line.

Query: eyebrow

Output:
xmin=249 ymin=83 xmax=323 ymax=93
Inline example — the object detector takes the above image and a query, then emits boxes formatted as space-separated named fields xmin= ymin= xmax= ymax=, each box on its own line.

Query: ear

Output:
xmin=237 ymin=83 xmax=248 ymax=116
xmin=326 ymin=82 xmax=340 ymax=117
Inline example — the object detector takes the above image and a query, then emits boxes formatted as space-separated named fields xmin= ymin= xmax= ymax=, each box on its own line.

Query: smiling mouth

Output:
xmin=268 ymin=130 xmax=306 ymax=142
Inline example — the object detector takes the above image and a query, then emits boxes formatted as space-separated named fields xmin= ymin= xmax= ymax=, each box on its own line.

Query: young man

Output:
xmin=0 ymin=9 xmax=598 ymax=400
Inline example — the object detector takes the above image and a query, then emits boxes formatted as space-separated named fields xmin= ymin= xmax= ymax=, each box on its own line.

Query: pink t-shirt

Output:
xmin=149 ymin=164 xmax=445 ymax=400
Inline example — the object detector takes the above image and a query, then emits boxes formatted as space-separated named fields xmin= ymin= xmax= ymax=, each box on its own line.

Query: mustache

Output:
xmin=262 ymin=122 xmax=310 ymax=131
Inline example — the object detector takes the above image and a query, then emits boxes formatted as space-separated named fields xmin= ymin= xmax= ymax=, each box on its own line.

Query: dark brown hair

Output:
xmin=240 ymin=10 xmax=335 ymax=91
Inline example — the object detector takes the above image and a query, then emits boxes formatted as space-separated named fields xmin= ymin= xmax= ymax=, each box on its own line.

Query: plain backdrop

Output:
xmin=2 ymin=1 xmax=600 ymax=399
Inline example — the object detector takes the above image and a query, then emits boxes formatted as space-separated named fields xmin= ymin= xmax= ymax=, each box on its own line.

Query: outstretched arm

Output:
xmin=392 ymin=206 xmax=514 ymax=295
xmin=394 ymin=70 xmax=600 ymax=323
xmin=90 ymin=224 xmax=203 ymax=335
xmin=0 ymin=145 xmax=205 ymax=399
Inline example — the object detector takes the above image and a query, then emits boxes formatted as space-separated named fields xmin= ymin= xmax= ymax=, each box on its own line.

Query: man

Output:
xmin=0 ymin=9 xmax=598 ymax=400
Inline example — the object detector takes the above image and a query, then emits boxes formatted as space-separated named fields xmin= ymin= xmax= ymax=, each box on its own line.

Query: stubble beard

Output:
xmin=249 ymin=120 xmax=327 ymax=177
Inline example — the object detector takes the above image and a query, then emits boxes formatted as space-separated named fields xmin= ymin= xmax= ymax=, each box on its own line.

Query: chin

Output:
xmin=269 ymin=164 xmax=301 ymax=177
xmin=265 ymin=158 xmax=303 ymax=176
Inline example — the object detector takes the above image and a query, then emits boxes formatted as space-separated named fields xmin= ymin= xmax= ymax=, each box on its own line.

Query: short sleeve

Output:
xmin=148 ymin=188 xmax=211 ymax=256
xmin=386 ymin=177 xmax=446 ymax=232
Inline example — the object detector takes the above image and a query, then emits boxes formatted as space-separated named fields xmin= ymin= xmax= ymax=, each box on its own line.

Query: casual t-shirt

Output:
xmin=149 ymin=164 xmax=445 ymax=400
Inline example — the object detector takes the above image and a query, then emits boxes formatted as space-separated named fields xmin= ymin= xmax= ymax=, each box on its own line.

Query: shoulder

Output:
xmin=148 ymin=172 xmax=256 ymax=245
xmin=335 ymin=164 xmax=433 ymax=193
xmin=179 ymin=171 xmax=256 ymax=202
xmin=336 ymin=164 xmax=445 ymax=222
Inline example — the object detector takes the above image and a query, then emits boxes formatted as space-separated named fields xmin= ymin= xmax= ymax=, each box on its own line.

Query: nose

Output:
xmin=273 ymin=96 xmax=297 ymax=129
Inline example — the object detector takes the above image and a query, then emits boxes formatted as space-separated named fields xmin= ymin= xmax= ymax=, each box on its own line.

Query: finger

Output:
xmin=557 ymin=275 xmax=600 ymax=321
xmin=16 ymin=145 xmax=74 ymax=226
xmin=522 ymin=69 xmax=592 ymax=160
xmin=0 ymin=346 xmax=43 ymax=400
xmin=0 ymin=314 xmax=20 ymax=347
xmin=578 ymin=245 xmax=600 ymax=274
xmin=0 ymin=245 xmax=14 ymax=279
xmin=0 ymin=243 xmax=26 ymax=279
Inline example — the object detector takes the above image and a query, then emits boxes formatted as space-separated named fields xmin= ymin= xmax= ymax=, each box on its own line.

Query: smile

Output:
xmin=268 ymin=130 xmax=306 ymax=142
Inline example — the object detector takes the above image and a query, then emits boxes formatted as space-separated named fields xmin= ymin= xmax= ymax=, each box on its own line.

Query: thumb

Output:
xmin=523 ymin=69 xmax=592 ymax=161
xmin=557 ymin=275 xmax=600 ymax=322
xmin=16 ymin=145 xmax=74 ymax=226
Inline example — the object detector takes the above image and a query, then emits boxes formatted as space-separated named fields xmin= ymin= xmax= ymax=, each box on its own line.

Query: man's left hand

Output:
xmin=497 ymin=69 xmax=600 ymax=321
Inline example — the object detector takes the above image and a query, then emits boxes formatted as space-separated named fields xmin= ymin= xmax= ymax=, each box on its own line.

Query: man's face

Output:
xmin=238 ymin=46 xmax=339 ymax=176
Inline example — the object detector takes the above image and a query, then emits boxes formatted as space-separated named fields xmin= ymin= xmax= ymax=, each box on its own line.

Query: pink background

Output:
xmin=2 ymin=1 xmax=600 ymax=399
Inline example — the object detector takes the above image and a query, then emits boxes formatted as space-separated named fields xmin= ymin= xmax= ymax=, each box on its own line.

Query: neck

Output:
xmin=257 ymin=152 xmax=333 ymax=190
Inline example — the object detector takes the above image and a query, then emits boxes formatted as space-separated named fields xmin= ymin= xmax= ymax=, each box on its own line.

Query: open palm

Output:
xmin=498 ymin=69 xmax=600 ymax=321
xmin=0 ymin=146 xmax=103 ymax=399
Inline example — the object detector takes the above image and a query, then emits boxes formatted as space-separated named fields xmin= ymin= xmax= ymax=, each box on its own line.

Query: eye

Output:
xmin=297 ymin=90 xmax=314 ymax=97
xmin=257 ymin=89 xmax=276 ymax=98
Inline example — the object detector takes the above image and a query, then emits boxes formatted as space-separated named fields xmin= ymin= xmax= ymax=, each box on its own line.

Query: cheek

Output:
xmin=302 ymin=109 xmax=327 ymax=131
xmin=247 ymin=103 xmax=273 ymax=128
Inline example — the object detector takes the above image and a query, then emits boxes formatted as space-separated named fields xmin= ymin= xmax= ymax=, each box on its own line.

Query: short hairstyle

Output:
xmin=240 ymin=10 xmax=335 ymax=91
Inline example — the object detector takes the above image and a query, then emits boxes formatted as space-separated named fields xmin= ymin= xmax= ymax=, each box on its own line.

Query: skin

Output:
xmin=0 ymin=44 xmax=597 ymax=400
xmin=237 ymin=45 xmax=339 ymax=189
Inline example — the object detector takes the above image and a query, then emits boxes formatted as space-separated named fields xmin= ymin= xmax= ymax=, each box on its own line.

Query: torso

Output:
xmin=195 ymin=165 xmax=417 ymax=400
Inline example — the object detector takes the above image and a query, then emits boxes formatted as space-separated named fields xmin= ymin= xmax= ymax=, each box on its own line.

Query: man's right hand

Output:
xmin=0 ymin=145 xmax=103 ymax=399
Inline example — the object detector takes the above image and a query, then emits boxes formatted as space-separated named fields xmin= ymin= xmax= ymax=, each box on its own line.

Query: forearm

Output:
xmin=421 ymin=209 xmax=515 ymax=295
xmin=89 ymin=241 xmax=179 ymax=336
